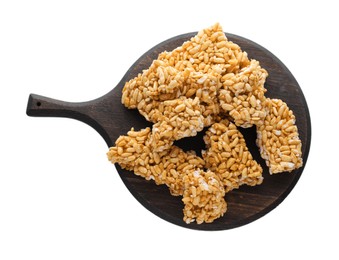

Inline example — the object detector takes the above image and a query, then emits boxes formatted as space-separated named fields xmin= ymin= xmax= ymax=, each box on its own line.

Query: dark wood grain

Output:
xmin=26 ymin=32 xmax=311 ymax=230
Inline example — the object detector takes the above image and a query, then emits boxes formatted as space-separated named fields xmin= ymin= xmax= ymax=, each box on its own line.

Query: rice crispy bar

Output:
xmin=256 ymin=98 xmax=303 ymax=174
xmin=203 ymin=120 xmax=263 ymax=192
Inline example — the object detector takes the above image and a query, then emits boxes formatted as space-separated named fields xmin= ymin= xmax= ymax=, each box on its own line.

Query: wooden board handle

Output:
xmin=26 ymin=93 xmax=99 ymax=130
xmin=27 ymin=94 xmax=87 ymax=117
xmin=26 ymin=93 xmax=113 ymax=146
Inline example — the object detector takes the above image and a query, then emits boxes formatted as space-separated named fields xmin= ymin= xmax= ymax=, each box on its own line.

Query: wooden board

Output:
xmin=26 ymin=32 xmax=311 ymax=230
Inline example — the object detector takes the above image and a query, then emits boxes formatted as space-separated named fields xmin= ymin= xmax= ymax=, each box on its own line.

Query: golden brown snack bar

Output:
xmin=107 ymin=127 xmax=205 ymax=196
xmin=256 ymin=98 xmax=303 ymax=174
xmin=219 ymin=59 xmax=268 ymax=128
xmin=182 ymin=169 xmax=227 ymax=224
xmin=203 ymin=120 xmax=263 ymax=192
xmin=147 ymin=96 xmax=205 ymax=152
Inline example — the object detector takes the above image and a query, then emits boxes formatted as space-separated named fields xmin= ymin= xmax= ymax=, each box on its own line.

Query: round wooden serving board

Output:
xmin=27 ymin=32 xmax=311 ymax=231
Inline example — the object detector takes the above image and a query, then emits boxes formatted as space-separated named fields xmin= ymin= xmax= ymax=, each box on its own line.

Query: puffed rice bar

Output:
xmin=107 ymin=127 xmax=205 ymax=196
xmin=203 ymin=120 xmax=263 ymax=192
xmin=182 ymin=169 xmax=227 ymax=224
xmin=256 ymin=98 xmax=303 ymax=174
xmin=219 ymin=59 xmax=268 ymax=128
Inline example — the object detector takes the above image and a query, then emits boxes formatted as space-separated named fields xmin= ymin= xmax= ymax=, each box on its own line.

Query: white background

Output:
xmin=0 ymin=0 xmax=337 ymax=259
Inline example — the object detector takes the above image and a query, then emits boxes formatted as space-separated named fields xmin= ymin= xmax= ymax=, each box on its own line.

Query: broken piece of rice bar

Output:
xmin=157 ymin=22 xmax=250 ymax=74
xmin=107 ymin=127 xmax=205 ymax=196
xmin=147 ymin=96 xmax=205 ymax=152
xmin=256 ymin=98 xmax=303 ymax=174
xmin=158 ymin=146 xmax=205 ymax=196
xmin=182 ymin=169 xmax=227 ymax=224
xmin=219 ymin=59 xmax=268 ymax=128
xmin=203 ymin=120 xmax=263 ymax=192
xmin=107 ymin=127 xmax=152 ymax=172
xmin=131 ymin=68 xmax=222 ymax=128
